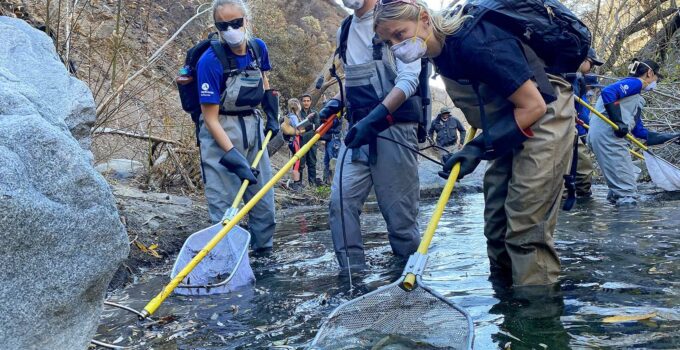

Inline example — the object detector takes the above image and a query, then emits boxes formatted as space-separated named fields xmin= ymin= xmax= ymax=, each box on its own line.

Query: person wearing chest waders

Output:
xmin=196 ymin=0 xmax=278 ymax=252
xmin=587 ymin=59 xmax=679 ymax=207
xmin=374 ymin=0 xmax=576 ymax=287
xmin=313 ymin=0 xmax=423 ymax=269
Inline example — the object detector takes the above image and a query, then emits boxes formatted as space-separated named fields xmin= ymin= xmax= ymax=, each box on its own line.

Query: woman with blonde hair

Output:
xmin=282 ymin=98 xmax=308 ymax=189
xmin=196 ymin=0 xmax=278 ymax=252
xmin=373 ymin=0 xmax=576 ymax=287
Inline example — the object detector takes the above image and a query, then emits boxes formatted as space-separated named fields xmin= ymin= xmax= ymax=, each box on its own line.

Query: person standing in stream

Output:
xmin=196 ymin=0 xmax=278 ymax=252
xmin=587 ymin=59 xmax=678 ymax=206
xmin=312 ymin=0 xmax=424 ymax=269
xmin=373 ymin=0 xmax=576 ymax=287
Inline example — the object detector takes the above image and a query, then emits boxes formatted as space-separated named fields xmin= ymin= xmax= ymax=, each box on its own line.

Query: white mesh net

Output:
xmin=310 ymin=278 xmax=473 ymax=349
xmin=171 ymin=223 xmax=255 ymax=296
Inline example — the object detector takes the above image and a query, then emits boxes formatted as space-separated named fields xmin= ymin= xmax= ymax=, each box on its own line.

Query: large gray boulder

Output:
xmin=0 ymin=17 xmax=129 ymax=350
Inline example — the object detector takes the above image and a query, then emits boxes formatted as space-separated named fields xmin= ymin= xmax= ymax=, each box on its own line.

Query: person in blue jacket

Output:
xmin=196 ymin=0 xmax=278 ymax=252
xmin=588 ymin=59 xmax=678 ymax=206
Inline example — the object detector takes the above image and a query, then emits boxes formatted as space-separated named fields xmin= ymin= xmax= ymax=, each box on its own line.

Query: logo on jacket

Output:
xmin=202 ymin=83 xmax=210 ymax=91
xmin=620 ymin=84 xmax=629 ymax=95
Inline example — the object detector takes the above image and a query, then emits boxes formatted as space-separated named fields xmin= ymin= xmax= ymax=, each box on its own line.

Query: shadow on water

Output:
xmin=96 ymin=185 xmax=680 ymax=349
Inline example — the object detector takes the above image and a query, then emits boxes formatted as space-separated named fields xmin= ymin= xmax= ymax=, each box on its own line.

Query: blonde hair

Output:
xmin=212 ymin=0 xmax=252 ymax=40
xmin=373 ymin=0 xmax=471 ymax=44
xmin=287 ymin=98 xmax=301 ymax=115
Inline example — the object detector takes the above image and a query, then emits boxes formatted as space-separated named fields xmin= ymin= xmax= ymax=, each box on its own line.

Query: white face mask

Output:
xmin=391 ymin=36 xmax=428 ymax=64
xmin=222 ymin=27 xmax=245 ymax=47
xmin=390 ymin=17 xmax=432 ymax=64
xmin=342 ymin=0 xmax=364 ymax=10
xmin=644 ymin=81 xmax=657 ymax=91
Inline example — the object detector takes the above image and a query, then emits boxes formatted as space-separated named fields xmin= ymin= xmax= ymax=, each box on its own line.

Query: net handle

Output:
xmin=403 ymin=128 xmax=477 ymax=290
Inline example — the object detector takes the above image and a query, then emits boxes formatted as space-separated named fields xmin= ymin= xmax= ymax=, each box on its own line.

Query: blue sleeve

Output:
xmin=196 ymin=48 xmax=223 ymax=105
xmin=601 ymin=78 xmax=643 ymax=104
xmin=459 ymin=22 xmax=534 ymax=99
xmin=577 ymin=94 xmax=591 ymax=124
xmin=631 ymin=111 xmax=649 ymax=139
xmin=254 ymin=38 xmax=271 ymax=72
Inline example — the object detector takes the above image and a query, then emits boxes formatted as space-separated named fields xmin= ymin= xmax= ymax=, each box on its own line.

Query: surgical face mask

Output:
xmin=391 ymin=20 xmax=431 ymax=64
xmin=342 ymin=0 xmax=364 ymax=9
xmin=222 ymin=27 xmax=245 ymax=47
xmin=644 ymin=80 xmax=657 ymax=91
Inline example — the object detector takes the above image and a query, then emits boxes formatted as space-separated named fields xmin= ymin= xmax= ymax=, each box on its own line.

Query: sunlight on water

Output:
xmin=96 ymin=186 xmax=680 ymax=349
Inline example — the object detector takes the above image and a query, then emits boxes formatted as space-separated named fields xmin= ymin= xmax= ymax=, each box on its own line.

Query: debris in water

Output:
xmin=603 ymin=312 xmax=657 ymax=323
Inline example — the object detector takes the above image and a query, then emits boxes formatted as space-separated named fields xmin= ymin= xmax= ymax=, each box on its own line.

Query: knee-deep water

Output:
xmin=95 ymin=185 xmax=680 ymax=349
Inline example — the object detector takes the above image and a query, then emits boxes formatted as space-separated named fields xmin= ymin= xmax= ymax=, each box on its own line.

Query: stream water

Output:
xmin=96 ymin=186 xmax=680 ymax=349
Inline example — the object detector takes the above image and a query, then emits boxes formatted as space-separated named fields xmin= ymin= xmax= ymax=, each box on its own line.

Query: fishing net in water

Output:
xmin=171 ymin=223 xmax=255 ymax=296
xmin=643 ymin=151 xmax=680 ymax=192
xmin=310 ymin=277 xmax=473 ymax=350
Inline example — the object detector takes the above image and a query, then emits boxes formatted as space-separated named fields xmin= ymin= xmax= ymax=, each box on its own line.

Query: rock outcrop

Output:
xmin=0 ymin=17 xmax=129 ymax=350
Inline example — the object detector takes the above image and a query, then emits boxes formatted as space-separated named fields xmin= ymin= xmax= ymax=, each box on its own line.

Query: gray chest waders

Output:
xmin=343 ymin=42 xmax=397 ymax=164
xmin=218 ymin=67 xmax=265 ymax=149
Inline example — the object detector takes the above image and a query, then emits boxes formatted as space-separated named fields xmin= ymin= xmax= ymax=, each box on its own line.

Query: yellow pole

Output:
xmin=576 ymin=118 xmax=645 ymax=160
xmin=574 ymin=96 xmax=649 ymax=152
xmin=403 ymin=128 xmax=478 ymax=290
xmin=228 ymin=131 xmax=273 ymax=213
xmin=140 ymin=116 xmax=338 ymax=318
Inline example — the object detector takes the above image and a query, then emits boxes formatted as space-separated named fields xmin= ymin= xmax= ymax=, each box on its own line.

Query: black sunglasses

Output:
xmin=215 ymin=18 xmax=244 ymax=31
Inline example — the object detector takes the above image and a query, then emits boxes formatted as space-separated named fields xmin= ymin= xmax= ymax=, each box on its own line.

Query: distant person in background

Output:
xmin=300 ymin=94 xmax=322 ymax=186
xmin=427 ymin=106 xmax=467 ymax=157
xmin=567 ymin=48 xmax=604 ymax=198
xmin=587 ymin=59 xmax=679 ymax=206
xmin=281 ymin=98 xmax=307 ymax=190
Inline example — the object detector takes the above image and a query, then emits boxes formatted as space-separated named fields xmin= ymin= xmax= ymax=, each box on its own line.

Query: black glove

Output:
xmin=318 ymin=98 xmax=344 ymax=122
xmin=439 ymin=115 xmax=531 ymax=180
xmin=604 ymin=102 xmax=628 ymax=138
xmin=646 ymin=131 xmax=680 ymax=146
xmin=219 ymin=148 xmax=258 ymax=184
xmin=262 ymin=89 xmax=280 ymax=137
xmin=345 ymin=104 xmax=391 ymax=148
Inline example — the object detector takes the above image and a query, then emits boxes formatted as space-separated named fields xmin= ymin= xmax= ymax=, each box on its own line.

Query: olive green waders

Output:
xmin=444 ymin=75 xmax=575 ymax=286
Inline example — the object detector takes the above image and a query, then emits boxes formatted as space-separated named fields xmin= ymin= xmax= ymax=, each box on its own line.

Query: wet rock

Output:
xmin=96 ymin=159 xmax=145 ymax=180
xmin=0 ymin=17 xmax=128 ymax=350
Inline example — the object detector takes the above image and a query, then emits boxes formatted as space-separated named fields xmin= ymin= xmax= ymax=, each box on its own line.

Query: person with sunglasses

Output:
xmin=314 ymin=0 xmax=424 ymax=269
xmin=195 ymin=0 xmax=278 ymax=253
xmin=373 ymin=0 xmax=576 ymax=287
xmin=587 ymin=59 xmax=678 ymax=206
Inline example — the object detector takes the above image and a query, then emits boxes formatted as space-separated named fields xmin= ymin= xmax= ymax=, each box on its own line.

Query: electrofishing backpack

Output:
xmin=335 ymin=15 xmax=431 ymax=143
xmin=177 ymin=34 xmax=263 ymax=128
xmin=462 ymin=0 xmax=592 ymax=74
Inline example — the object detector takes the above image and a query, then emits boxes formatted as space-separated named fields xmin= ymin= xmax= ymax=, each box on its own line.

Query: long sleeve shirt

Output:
xmin=338 ymin=10 xmax=420 ymax=98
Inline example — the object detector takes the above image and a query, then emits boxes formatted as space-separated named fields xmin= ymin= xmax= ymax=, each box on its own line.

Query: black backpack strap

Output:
xmin=246 ymin=38 xmax=263 ymax=69
xmin=210 ymin=39 xmax=238 ymax=77
xmin=519 ymin=42 xmax=557 ymax=104
xmin=336 ymin=15 xmax=353 ymax=64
